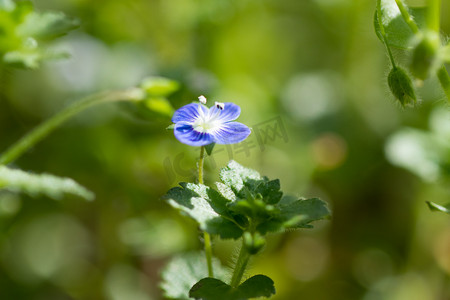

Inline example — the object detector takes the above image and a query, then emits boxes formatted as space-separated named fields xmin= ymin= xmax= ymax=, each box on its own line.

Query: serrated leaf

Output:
xmin=190 ymin=278 xmax=233 ymax=300
xmin=236 ymin=275 xmax=275 ymax=299
xmin=0 ymin=166 xmax=94 ymax=200
xmin=426 ymin=201 xmax=450 ymax=214
xmin=279 ymin=197 xmax=331 ymax=228
xmin=219 ymin=160 xmax=261 ymax=194
xmin=163 ymin=182 xmax=243 ymax=239
xmin=216 ymin=182 xmax=236 ymax=202
xmin=189 ymin=275 xmax=275 ymax=300
xmin=256 ymin=197 xmax=331 ymax=234
xmin=140 ymin=76 xmax=179 ymax=97
xmin=17 ymin=11 xmax=79 ymax=40
xmin=374 ymin=1 xmax=426 ymax=49
xmin=161 ymin=252 xmax=229 ymax=300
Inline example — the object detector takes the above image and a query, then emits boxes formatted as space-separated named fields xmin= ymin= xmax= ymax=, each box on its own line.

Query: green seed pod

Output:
xmin=387 ymin=67 xmax=417 ymax=107
xmin=410 ymin=32 xmax=440 ymax=80
xmin=243 ymin=232 xmax=265 ymax=255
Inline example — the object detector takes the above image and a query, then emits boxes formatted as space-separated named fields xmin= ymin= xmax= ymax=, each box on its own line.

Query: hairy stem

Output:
xmin=394 ymin=0 xmax=419 ymax=34
xmin=377 ymin=0 xmax=397 ymax=68
xmin=0 ymin=88 xmax=143 ymax=165
xmin=437 ymin=65 xmax=450 ymax=102
xmin=198 ymin=145 xmax=214 ymax=277
xmin=230 ymin=239 xmax=251 ymax=288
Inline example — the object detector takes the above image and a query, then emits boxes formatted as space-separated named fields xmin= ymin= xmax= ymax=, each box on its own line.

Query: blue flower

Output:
xmin=172 ymin=101 xmax=251 ymax=146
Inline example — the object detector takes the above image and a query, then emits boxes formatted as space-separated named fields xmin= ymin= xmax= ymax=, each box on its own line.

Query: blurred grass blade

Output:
xmin=0 ymin=166 xmax=94 ymax=200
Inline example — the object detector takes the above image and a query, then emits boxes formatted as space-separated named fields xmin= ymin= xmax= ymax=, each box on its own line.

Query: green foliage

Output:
xmin=426 ymin=201 xmax=450 ymax=214
xmin=163 ymin=182 xmax=244 ymax=239
xmin=387 ymin=67 xmax=416 ymax=107
xmin=140 ymin=76 xmax=180 ymax=97
xmin=189 ymin=275 xmax=275 ymax=300
xmin=160 ymin=252 xmax=228 ymax=300
xmin=374 ymin=1 xmax=426 ymax=50
xmin=204 ymin=143 xmax=216 ymax=156
xmin=126 ymin=77 xmax=179 ymax=119
xmin=164 ymin=161 xmax=330 ymax=240
xmin=0 ymin=0 xmax=78 ymax=68
xmin=0 ymin=166 xmax=94 ymax=200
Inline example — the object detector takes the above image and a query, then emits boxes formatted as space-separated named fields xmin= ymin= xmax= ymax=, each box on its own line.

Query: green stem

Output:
xmin=427 ymin=0 xmax=440 ymax=32
xmin=204 ymin=231 xmax=214 ymax=277
xmin=198 ymin=146 xmax=205 ymax=184
xmin=0 ymin=88 xmax=143 ymax=165
xmin=394 ymin=0 xmax=419 ymax=34
xmin=198 ymin=145 xmax=214 ymax=277
xmin=436 ymin=65 xmax=450 ymax=102
xmin=230 ymin=239 xmax=251 ymax=288
xmin=377 ymin=0 xmax=397 ymax=68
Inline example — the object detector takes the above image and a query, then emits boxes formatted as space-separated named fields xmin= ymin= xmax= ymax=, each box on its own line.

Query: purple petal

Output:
xmin=211 ymin=102 xmax=241 ymax=122
xmin=174 ymin=123 xmax=215 ymax=146
xmin=172 ymin=103 xmax=209 ymax=123
xmin=211 ymin=122 xmax=251 ymax=144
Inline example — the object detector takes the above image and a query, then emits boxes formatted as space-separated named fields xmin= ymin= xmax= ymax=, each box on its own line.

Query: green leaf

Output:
xmin=278 ymin=197 xmax=331 ymax=228
xmin=0 ymin=1 xmax=77 ymax=69
xmin=143 ymin=97 xmax=174 ymax=118
xmin=189 ymin=275 xmax=275 ymax=300
xmin=3 ymin=49 xmax=42 ymax=69
xmin=219 ymin=160 xmax=261 ymax=194
xmin=0 ymin=166 xmax=94 ymax=200
xmin=426 ymin=201 xmax=450 ymax=214
xmin=16 ymin=11 xmax=80 ymax=40
xmin=236 ymin=275 xmax=275 ymax=299
xmin=255 ymin=197 xmax=331 ymax=235
xmin=374 ymin=1 xmax=426 ymax=49
xmin=161 ymin=252 xmax=229 ymax=300
xmin=189 ymin=278 xmax=233 ymax=300
xmin=205 ymin=142 xmax=216 ymax=156
xmin=140 ymin=76 xmax=180 ymax=97
xmin=163 ymin=182 xmax=243 ymax=239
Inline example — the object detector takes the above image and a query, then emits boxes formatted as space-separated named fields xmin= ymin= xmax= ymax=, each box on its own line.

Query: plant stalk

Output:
xmin=198 ymin=145 xmax=214 ymax=277
xmin=377 ymin=0 xmax=397 ymax=69
xmin=427 ymin=0 xmax=441 ymax=32
xmin=230 ymin=239 xmax=251 ymax=288
xmin=0 ymin=88 xmax=143 ymax=166
xmin=436 ymin=65 xmax=450 ymax=102
xmin=394 ymin=0 xmax=419 ymax=34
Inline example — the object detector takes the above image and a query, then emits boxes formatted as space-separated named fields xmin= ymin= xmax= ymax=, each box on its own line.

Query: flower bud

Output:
xmin=243 ymin=232 xmax=265 ymax=255
xmin=387 ymin=67 xmax=416 ymax=107
xmin=410 ymin=32 xmax=440 ymax=80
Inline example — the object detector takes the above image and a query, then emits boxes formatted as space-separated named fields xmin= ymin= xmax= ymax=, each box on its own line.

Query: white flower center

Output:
xmin=192 ymin=105 xmax=223 ymax=133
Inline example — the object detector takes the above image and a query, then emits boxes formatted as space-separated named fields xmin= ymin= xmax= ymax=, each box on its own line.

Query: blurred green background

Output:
xmin=1 ymin=0 xmax=449 ymax=299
